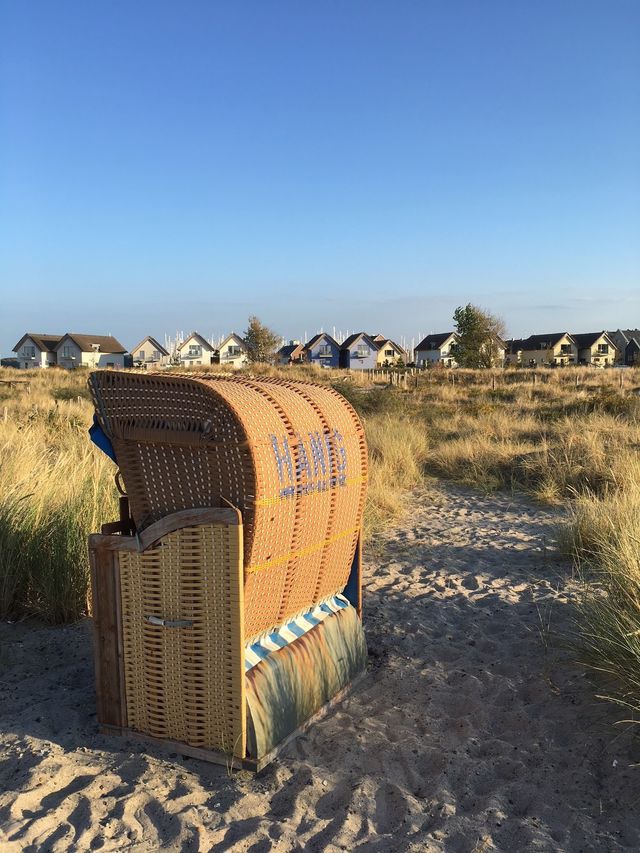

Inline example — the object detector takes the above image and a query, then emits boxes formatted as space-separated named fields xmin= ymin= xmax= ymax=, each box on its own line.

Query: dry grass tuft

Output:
xmin=0 ymin=369 xmax=117 ymax=622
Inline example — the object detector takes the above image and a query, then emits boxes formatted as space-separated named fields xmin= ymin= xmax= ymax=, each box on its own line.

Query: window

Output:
xmin=228 ymin=346 xmax=242 ymax=356
xmin=152 ymin=350 xmax=160 ymax=360
xmin=23 ymin=346 xmax=35 ymax=358
xmin=384 ymin=349 xmax=394 ymax=357
xmin=560 ymin=344 xmax=572 ymax=354
xmin=62 ymin=345 xmax=72 ymax=357
xmin=597 ymin=343 xmax=609 ymax=354
xmin=188 ymin=345 xmax=201 ymax=356
xmin=139 ymin=350 xmax=145 ymax=360
xmin=356 ymin=345 xmax=370 ymax=358
xmin=92 ymin=343 xmax=100 ymax=351
xmin=319 ymin=345 xmax=332 ymax=356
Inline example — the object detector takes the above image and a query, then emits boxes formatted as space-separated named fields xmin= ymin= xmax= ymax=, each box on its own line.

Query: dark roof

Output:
xmin=505 ymin=338 xmax=527 ymax=353
xmin=278 ymin=343 xmax=304 ymax=358
xmin=341 ymin=332 xmax=377 ymax=351
xmin=131 ymin=336 xmax=169 ymax=356
xmin=13 ymin=333 xmax=61 ymax=352
xmin=179 ymin=332 xmax=214 ymax=350
xmin=377 ymin=338 xmax=406 ymax=355
xmin=369 ymin=333 xmax=386 ymax=343
xmin=305 ymin=332 xmax=340 ymax=350
xmin=57 ymin=333 xmax=127 ymax=353
xmin=520 ymin=333 xmax=573 ymax=349
xmin=608 ymin=329 xmax=640 ymax=345
xmin=415 ymin=332 xmax=456 ymax=351
xmin=571 ymin=332 xmax=610 ymax=349
xmin=219 ymin=332 xmax=246 ymax=348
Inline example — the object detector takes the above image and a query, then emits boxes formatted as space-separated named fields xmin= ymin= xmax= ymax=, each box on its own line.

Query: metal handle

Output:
xmin=145 ymin=615 xmax=193 ymax=628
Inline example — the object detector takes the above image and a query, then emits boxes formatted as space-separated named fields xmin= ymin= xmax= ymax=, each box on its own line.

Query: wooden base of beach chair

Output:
xmin=90 ymin=509 xmax=366 ymax=771
xmin=99 ymin=674 xmax=365 ymax=773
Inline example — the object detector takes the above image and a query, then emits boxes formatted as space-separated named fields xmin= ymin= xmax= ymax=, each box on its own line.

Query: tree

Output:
xmin=451 ymin=304 xmax=507 ymax=368
xmin=244 ymin=315 xmax=280 ymax=364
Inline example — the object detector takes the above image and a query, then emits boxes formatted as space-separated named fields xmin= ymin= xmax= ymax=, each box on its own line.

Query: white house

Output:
xmin=373 ymin=337 xmax=407 ymax=367
xmin=414 ymin=332 xmax=459 ymax=367
xmin=13 ymin=332 xmax=126 ymax=369
xmin=55 ymin=334 xmax=127 ymax=369
xmin=516 ymin=333 xmax=577 ymax=367
xmin=176 ymin=332 xmax=216 ymax=367
xmin=13 ymin=333 xmax=61 ymax=369
xmin=217 ymin=333 xmax=248 ymax=369
xmin=571 ymin=332 xmax=617 ymax=367
xmin=131 ymin=336 xmax=170 ymax=368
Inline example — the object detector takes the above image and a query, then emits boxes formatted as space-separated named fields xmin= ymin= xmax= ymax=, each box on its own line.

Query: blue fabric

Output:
xmin=245 ymin=594 xmax=350 ymax=671
xmin=89 ymin=415 xmax=117 ymax=462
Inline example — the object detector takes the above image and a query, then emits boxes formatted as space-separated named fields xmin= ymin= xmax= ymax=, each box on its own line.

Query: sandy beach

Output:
xmin=1 ymin=483 xmax=639 ymax=852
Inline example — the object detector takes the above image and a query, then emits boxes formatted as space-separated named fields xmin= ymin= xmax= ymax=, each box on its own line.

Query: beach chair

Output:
xmin=87 ymin=371 xmax=367 ymax=769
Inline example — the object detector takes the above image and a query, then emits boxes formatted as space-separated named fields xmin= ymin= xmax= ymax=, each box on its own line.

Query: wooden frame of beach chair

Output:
xmin=87 ymin=372 xmax=367 ymax=770
xmin=89 ymin=513 xmax=363 ymax=771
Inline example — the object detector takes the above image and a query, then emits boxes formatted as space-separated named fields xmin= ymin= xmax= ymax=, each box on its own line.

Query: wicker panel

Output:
xmin=89 ymin=371 xmax=367 ymax=638
xmin=118 ymin=521 xmax=245 ymax=757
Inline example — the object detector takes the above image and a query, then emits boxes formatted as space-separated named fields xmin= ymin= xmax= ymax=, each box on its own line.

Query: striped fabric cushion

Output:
xmin=245 ymin=594 xmax=351 ymax=671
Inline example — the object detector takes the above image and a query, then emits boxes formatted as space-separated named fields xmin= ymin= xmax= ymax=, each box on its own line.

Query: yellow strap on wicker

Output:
xmin=245 ymin=526 xmax=359 ymax=574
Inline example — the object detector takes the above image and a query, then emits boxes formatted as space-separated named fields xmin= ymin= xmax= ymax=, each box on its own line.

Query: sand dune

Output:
xmin=1 ymin=484 xmax=639 ymax=851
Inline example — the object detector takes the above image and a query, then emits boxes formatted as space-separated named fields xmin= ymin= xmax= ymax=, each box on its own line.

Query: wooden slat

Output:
xmin=89 ymin=545 xmax=125 ymax=727
xmin=137 ymin=507 xmax=241 ymax=550
xmin=89 ymin=507 xmax=242 ymax=554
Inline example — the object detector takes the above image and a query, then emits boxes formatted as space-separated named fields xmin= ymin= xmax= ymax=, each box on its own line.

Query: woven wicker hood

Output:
xmin=89 ymin=371 xmax=367 ymax=636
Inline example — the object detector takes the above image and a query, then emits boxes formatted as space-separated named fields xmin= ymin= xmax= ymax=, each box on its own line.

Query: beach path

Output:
xmin=1 ymin=484 xmax=639 ymax=851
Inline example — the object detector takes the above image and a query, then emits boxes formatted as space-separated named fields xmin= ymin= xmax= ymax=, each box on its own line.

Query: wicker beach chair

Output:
xmin=88 ymin=371 xmax=367 ymax=768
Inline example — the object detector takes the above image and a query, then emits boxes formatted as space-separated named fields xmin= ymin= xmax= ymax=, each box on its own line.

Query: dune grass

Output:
xmin=0 ymin=371 xmax=117 ymax=622
xmin=558 ymin=459 xmax=640 ymax=717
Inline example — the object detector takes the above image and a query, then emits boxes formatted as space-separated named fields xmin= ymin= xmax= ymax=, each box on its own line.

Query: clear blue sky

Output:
xmin=1 ymin=0 xmax=638 ymax=355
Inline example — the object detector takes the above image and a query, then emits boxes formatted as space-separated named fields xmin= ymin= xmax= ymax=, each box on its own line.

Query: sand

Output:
xmin=1 ymin=483 xmax=639 ymax=852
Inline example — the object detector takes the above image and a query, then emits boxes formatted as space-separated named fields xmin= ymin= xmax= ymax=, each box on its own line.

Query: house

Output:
xmin=176 ymin=332 xmax=216 ymax=367
xmin=339 ymin=333 xmax=379 ymax=370
xmin=480 ymin=335 xmax=507 ymax=368
xmin=373 ymin=338 xmax=407 ymax=367
xmin=571 ymin=332 xmax=617 ymax=367
xmin=304 ymin=333 xmax=341 ymax=369
xmin=414 ymin=332 xmax=459 ymax=368
xmin=504 ymin=339 xmax=526 ymax=366
xmin=608 ymin=329 xmax=640 ymax=366
xmin=13 ymin=332 xmax=127 ymax=369
xmin=516 ymin=333 xmax=577 ymax=367
xmin=13 ymin=333 xmax=61 ymax=369
xmin=625 ymin=337 xmax=640 ymax=366
xmin=131 ymin=336 xmax=170 ymax=368
xmin=277 ymin=341 xmax=306 ymax=365
xmin=54 ymin=334 xmax=127 ymax=369
xmin=217 ymin=333 xmax=248 ymax=369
